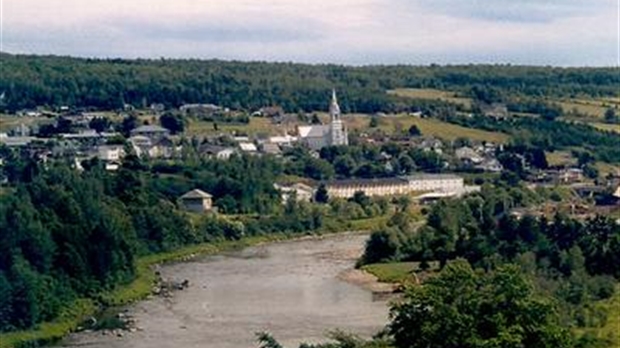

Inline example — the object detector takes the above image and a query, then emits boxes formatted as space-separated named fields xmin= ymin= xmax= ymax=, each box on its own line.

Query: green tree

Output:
xmin=408 ymin=124 xmax=421 ymax=137
xmin=604 ymin=108 xmax=617 ymax=124
xmin=390 ymin=260 xmax=572 ymax=348
xmin=160 ymin=112 xmax=185 ymax=134
xmin=315 ymin=184 xmax=329 ymax=203
xmin=369 ymin=117 xmax=379 ymax=128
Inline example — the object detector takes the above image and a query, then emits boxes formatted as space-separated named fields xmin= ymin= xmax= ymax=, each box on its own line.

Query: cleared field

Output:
xmin=0 ymin=115 xmax=53 ymax=133
xmin=186 ymin=117 xmax=281 ymax=136
xmin=545 ymin=151 xmax=577 ymax=167
xmin=590 ymin=122 xmax=620 ymax=134
xmin=595 ymin=162 xmax=620 ymax=177
xmin=556 ymin=100 xmax=608 ymax=119
xmin=388 ymin=88 xmax=472 ymax=109
xmin=345 ymin=115 xmax=510 ymax=143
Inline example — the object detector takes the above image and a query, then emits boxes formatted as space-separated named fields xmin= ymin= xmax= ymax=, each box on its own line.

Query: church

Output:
xmin=298 ymin=90 xmax=349 ymax=150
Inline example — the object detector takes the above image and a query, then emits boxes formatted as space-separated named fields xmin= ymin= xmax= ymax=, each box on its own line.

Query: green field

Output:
xmin=345 ymin=114 xmax=510 ymax=143
xmin=591 ymin=122 xmax=620 ymax=134
xmin=361 ymin=262 xmax=419 ymax=284
xmin=545 ymin=150 xmax=577 ymax=167
xmin=0 ymin=114 xmax=53 ymax=133
xmin=388 ymin=88 xmax=473 ymax=109
xmin=186 ymin=117 xmax=283 ymax=137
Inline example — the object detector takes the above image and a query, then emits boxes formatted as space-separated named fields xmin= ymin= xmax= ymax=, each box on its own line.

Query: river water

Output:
xmin=59 ymin=233 xmax=390 ymax=348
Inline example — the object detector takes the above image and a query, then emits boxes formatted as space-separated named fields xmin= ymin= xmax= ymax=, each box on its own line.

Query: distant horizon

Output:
xmin=1 ymin=50 xmax=617 ymax=69
xmin=3 ymin=0 xmax=619 ymax=67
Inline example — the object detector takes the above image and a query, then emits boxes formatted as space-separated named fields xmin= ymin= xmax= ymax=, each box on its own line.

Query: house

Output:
xmin=480 ymin=103 xmax=509 ymax=119
xmin=129 ymin=135 xmax=176 ymax=158
xmin=455 ymin=146 xmax=483 ymax=164
xmin=98 ymin=145 xmax=124 ymax=162
xmin=239 ymin=142 xmax=258 ymax=153
xmin=180 ymin=103 xmax=223 ymax=116
xmin=200 ymin=144 xmax=238 ymax=160
xmin=558 ymin=168 xmax=584 ymax=184
xmin=418 ymin=137 xmax=443 ymax=154
xmin=130 ymin=125 xmax=170 ymax=140
xmin=274 ymin=183 xmax=315 ymax=203
xmin=475 ymin=158 xmax=504 ymax=173
xmin=269 ymin=135 xmax=297 ymax=147
xmin=256 ymin=106 xmax=284 ymax=118
xmin=179 ymin=189 xmax=213 ymax=213
xmin=298 ymin=90 xmax=348 ymax=150
xmin=261 ymin=142 xmax=282 ymax=156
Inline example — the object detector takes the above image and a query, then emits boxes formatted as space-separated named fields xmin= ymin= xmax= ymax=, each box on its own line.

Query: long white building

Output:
xmin=325 ymin=174 xmax=478 ymax=199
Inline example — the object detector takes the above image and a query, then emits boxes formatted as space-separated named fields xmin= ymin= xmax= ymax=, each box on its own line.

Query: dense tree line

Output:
xmin=1 ymin=53 xmax=617 ymax=113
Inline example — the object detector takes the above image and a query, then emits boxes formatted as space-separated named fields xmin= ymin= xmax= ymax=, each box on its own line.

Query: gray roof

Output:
xmin=403 ymin=174 xmax=462 ymax=181
xmin=326 ymin=177 xmax=409 ymax=188
xmin=131 ymin=125 xmax=169 ymax=134
xmin=180 ymin=189 xmax=212 ymax=199
xmin=299 ymin=125 xmax=329 ymax=138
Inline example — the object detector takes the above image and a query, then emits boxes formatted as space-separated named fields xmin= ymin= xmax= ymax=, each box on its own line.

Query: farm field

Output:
xmin=388 ymin=88 xmax=473 ymax=109
xmin=345 ymin=114 xmax=510 ymax=143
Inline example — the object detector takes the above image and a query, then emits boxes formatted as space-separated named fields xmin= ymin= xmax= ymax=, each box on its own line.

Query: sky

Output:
xmin=2 ymin=0 xmax=619 ymax=66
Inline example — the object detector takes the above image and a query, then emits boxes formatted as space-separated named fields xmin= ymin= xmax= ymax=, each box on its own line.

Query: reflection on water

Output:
xmin=59 ymin=234 xmax=389 ymax=348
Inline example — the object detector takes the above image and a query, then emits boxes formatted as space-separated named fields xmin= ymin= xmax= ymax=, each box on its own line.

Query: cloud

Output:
xmin=111 ymin=17 xmax=324 ymax=44
xmin=410 ymin=0 xmax=608 ymax=23
xmin=2 ymin=0 xmax=617 ymax=65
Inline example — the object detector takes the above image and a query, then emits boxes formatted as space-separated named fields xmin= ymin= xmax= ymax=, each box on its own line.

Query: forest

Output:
xmin=1 ymin=53 xmax=618 ymax=113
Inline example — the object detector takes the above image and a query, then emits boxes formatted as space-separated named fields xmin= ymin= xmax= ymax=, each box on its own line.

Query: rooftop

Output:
xmin=180 ymin=189 xmax=213 ymax=200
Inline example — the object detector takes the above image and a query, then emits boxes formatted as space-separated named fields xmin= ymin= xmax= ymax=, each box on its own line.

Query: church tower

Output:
xmin=328 ymin=89 xmax=348 ymax=146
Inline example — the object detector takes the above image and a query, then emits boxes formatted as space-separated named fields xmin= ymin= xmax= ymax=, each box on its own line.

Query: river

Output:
xmin=59 ymin=233 xmax=390 ymax=348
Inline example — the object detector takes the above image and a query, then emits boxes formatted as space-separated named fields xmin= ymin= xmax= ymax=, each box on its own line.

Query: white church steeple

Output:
xmin=328 ymin=89 xmax=348 ymax=146
xmin=330 ymin=89 xmax=341 ymax=121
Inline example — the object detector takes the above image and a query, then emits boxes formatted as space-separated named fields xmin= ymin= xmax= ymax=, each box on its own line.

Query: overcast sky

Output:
xmin=2 ymin=0 xmax=618 ymax=66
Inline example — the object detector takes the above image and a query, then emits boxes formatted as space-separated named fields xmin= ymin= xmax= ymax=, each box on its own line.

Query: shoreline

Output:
xmin=338 ymin=268 xmax=400 ymax=294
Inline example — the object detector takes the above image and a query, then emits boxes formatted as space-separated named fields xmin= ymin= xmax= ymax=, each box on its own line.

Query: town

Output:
xmin=1 ymin=54 xmax=620 ymax=348
xmin=2 ymin=89 xmax=619 ymax=219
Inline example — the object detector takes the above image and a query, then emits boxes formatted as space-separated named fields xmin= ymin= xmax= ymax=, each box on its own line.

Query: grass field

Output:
xmin=590 ymin=122 xmax=620 ymax=134
xmin=595 ymin=162 xmax=620 ymax=178
xmin=0 ymin=114 xmax=54 ymax=133
xmin=388 ymin=88 xmax=473 ymax=109
xmin=186 ymin=117 xmax=283 ymax=137
xmin=345 ymin=114 xmax=510 ymax=143
xmin=361 ymin=262 xmax=419 ymax=284
xmin=545 ymin=151 xmax=577 ymax=167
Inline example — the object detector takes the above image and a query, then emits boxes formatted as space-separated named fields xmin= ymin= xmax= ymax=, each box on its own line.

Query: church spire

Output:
xmin=330 ymin=89 xmax=341 ymax=121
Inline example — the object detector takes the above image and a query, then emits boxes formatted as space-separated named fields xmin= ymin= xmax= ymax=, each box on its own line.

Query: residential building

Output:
xmin=179 ymin=189 xmax=213 ymax=213
xmin=274 ymin=183 xmax=315 ymax=203
xmin=130 ymin=125 xmax=170 ymax=140
xmin=98 ymin=145 xmax=124 ymax=162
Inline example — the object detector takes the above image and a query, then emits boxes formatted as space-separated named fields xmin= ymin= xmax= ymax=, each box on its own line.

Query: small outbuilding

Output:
xmin=179 ymin=189 xmax=213 ymax=213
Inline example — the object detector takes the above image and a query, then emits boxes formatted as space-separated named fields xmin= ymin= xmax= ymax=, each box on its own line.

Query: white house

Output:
xmin=179 ymin=189 xmax=213 ymax=213
xmin=98 ymin=145 xmax=124 ymax=162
